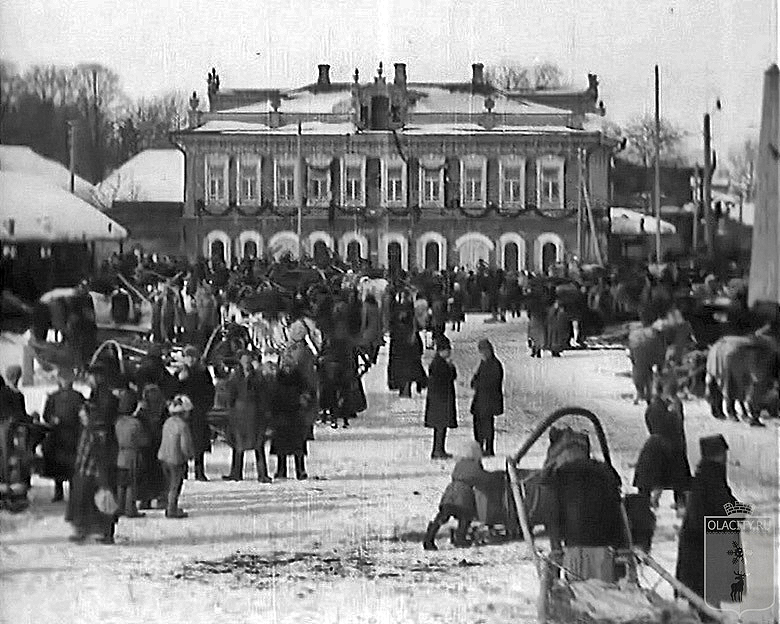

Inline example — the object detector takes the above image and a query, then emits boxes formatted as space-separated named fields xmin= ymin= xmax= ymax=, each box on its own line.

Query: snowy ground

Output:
xmin=1 ymin=315 xmax=777 ymax=624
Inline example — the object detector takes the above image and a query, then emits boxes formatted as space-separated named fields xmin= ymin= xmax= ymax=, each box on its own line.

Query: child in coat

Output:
xmin=157 ymin=395 xmax=195 ymax=518
xmin=423 ymin=441 xmax=493 ymax=550
xmin=114 ymin=390 xmax=148 ymax=518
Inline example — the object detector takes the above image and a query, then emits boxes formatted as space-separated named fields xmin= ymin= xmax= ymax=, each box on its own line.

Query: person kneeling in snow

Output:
xmin=422 ymin=441 xmax=493 ymax=550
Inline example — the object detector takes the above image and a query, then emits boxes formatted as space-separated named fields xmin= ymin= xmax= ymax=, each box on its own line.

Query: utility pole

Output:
xmin=703 ymin=113 xmax=713 ymax=257
xmin=653 ymin=65 xmax=662 ymax=264
xmin=576 ymin=148 xmax=583 ymax=259
xmin=68 ymin=121 xmax=76 ymax=194
xmin=92 ymin=69 xmax=102 ymax=182
xmin=296 ymin=121 xmax=303 ymax=260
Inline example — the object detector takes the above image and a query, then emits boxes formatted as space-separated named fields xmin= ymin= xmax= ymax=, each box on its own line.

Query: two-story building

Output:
xmin=173 ymin=62 xmax=615 ymax=274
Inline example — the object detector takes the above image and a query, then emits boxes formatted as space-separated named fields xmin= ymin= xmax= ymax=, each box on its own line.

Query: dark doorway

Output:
xmin=424 ymin=241 xmax=440 ymax=271
xmin=542 ymin=242 xmax=557 ymax=275
xmin=347 ymin=240 xmax=362 ymax=263
xmin=210 ymin=240 xmax=225 ymax=264
xmin=243 ymin=240 xmax=257 ymax=260
xmin=504 ymin=242 xmax=519 ymax=272
xmin=313 ymin=240 xmax=330 ymax=266
xmin=387 ymin=241 xmax=402 ymax=275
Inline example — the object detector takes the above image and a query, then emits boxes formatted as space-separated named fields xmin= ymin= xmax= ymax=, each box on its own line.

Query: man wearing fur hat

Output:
xmin=177 ymin=345 xmax=215 ymax=481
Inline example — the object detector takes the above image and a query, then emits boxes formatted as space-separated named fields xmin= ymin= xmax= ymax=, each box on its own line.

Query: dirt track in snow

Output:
xmin=1 ymin=314 xmax=777 ymax=624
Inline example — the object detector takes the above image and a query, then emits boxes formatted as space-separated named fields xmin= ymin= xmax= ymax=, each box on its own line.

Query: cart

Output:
xmin=506 ymin=406 xmax=726 ymax=624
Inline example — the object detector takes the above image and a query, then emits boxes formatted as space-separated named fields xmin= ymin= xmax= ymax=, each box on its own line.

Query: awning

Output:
xmin=609 ymin=207 xmax=676 ymax=235
xmin=0 ymin=171 xmax=127 ymax=242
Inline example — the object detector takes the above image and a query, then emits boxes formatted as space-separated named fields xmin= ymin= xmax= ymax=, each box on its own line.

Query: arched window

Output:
xmin=424 ymin=241 xmax=440 ymax=271
xmin=243 ymin=240 xmax=257 ymax=260
xmin=210 ymin=240 xmax=225 ymax=263
xmin=313 ymin=240 xmax=330 ymax=266
xmin=504 ymin=242 xmax=519 ymax=272
xmin=347 ymin=240 xmax=362 ymax=263
xmin=542 ymin=242 xmax=558 ymax=274
xmin=388 ymin=241 xmax=402 ymax=275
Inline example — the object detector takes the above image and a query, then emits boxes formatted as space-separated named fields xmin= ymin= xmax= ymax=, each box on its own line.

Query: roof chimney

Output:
xmin=472 ymin=63 xmax=485 ymax=86
xmin=317 ymin=64 xmax=331 ymax=86
xmin=394 ymin=63 xmax=407 ymax=86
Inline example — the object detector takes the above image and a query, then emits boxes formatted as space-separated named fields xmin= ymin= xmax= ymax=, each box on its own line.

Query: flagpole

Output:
xmin=297 ymin=121 xmax=303 ymax=260
xmin=653 ymin=65 xmax=662 ymax=264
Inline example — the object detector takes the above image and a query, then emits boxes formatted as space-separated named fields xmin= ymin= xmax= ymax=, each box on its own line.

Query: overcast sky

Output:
xmin=1 ymin=0 xmax=777 ymax=158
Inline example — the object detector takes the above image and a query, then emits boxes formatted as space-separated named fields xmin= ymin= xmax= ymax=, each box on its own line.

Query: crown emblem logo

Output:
xmin=723 ymin=502 xmax=753 ymax=516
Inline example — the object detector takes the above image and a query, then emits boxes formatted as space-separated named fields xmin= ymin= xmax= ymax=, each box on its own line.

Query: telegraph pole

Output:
xmin=703 ymin=113 xmax=713 ymax=257
xmin=68 ymin=121 xmax=76 ymax=194
xmin=653 ymin=65 xmax=662 ymax=263
xmin=296 ymin=121 xmax=303 ymax=260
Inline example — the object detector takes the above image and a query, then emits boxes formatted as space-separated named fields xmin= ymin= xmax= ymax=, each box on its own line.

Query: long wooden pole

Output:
xmin=653 ymin=65 xmax=662 ymax=263
xmin=297 ymin=121 xmax=303 ymax=260
xmin=68 ymin=121 xmax=76 ymax=194
xmin=703 ymin=113 xmax=713 ymax=257
xmin=632 ymin=548 xmax=729 ymax=623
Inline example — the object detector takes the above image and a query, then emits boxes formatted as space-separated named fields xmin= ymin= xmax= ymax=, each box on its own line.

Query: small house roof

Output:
xmin=98 ymin=149 xmax=184 ymax=204
xmin=0 ymin=171 xmax=126 ymax=242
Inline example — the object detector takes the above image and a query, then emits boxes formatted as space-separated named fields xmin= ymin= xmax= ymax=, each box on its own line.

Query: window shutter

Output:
xmin=445 ymin=157 xmax=459 ymax=207
xmin=330 ymin=158 xmax=340 ymax=206
xmin=486 ymin=158 xmax=500 ymax=206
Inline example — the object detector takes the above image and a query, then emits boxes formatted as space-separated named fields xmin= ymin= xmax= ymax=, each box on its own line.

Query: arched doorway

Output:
xmin=347 ymin=240 xmax=362 ymax=263
xmin=504 ymin=242 xmax=519 ymax=272
xmin=210 ymin=240 xmax=225 ymax=264
xmin=458 ymin=239 xmax=491 ymax=268
xmin=243 ymin=240 xmax=257 ymax=260
xmin=388 ymin=241 xmax=402 ymax=275
xmin=313 ymin=240 xmax=330 ymax=266
xmin=542 ymin=242 xmax=557 ymax=274
xmin=424 ymin=241 xmax=440 ymax=271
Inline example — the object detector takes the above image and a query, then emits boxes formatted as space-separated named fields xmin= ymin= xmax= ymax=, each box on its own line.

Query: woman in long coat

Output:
xmin=388 ymin=292 xmax=427 ymax=397
xmin=222 ymin=352 xmax=271 ymax=482
xmin=470 ymin=339 xmax=504 ymax=456
xmin=177 ymin=345 xmax=215 ymax=481
xmin=545 ymin=300 xmax=572 ymax=357
xmin=425 ymin=338 xmax=457 ymax=459
xmin=136 ymin=383 xmax=167 ymax=509
xmin=360 ymin=293 xmax=383 ymax=364
xmin=272 ymin=323 xmax=317 ymax=480
xmin=41 ymin=370 xmax=84 ymax=502
xmin=66 ymin=403 xmax=117 ymax=543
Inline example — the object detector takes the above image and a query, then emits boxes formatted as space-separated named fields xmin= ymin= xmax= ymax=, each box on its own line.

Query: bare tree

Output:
xmin=728 ymin=138 xmax=757 ymax=202
xmin=485 ymin=61 xmax=568 ymax=90
xmin=0 ymin=60 xmax=22 ymax=128
xmin=533 ymin=62 xmax=565 ymax=89
xmin=623 ymin=114 xmax=686 ymax=167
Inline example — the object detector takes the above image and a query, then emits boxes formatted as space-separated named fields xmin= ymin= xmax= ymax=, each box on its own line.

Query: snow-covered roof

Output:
xmin=408 ymin=87 xmax=568 ymax=115
xmin=223 ymin=89 xmax=353 ymax=114
xmin=98 ymin=149 xmax=184 ymax=204
xmin=0 ymin=145 xmax=102 ymax=207
xmin=0 ymin=171 xmax=126 ymax=242
xmin=610 ymin=207 xmax=676 ymax=235
xmin=193 ymin=120 xmax=356 ymax=135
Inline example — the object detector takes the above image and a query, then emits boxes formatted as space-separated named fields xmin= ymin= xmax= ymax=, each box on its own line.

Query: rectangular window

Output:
xmin=277 ymin=164 xmax=295 ymax=202
xmin=344 ymin=165 xmax=363 ymax=203
xmin=308 ymin=168 xmax=329 ymax=203
xmin=463 ymin=166 xmax=483 ymax=203
xmin=422 ymin=168 xmax=441 ymax=203
xmin=239 ymin=163 xmax=259 ymax=202
xmin=502 ymin=165 xmax=523 ymax=204
xmin=386 ymin=166 xmax=404 ymax=203
xmin=540 ymin=165 xmax=561 ymax=205
xmin=206 ymin=160 xmax=226 ymax=202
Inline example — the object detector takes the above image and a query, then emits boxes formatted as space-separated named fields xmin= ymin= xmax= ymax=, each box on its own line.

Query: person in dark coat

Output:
xmin=430 ymin=296 xmax=447 ymax=343
xmin=136 ymin=383 xmax=167 ymax=510
xmin=360 ymin=293 xmax=383 ymax=364
xmin=177 ymin=345 xmax=215 ymax=481
xmin=448 ymin=283 xmax=465 ymax=332
xmin=114 ymin=389 xmax=148 ymax=518
xmin=271 ymin=358 xmax=312 ymax=480
xmin=676 ymin=435 xmax=738 ymax=606
xmin=388 ymin=291 xmax=427 ymax=397
xmin=66 ymin=400 xmax=118 ymax=544
xmin=425 ymin=337 xmax=457 ymax=459
xmin=41 ymin=369 xmax=84 ymax=502
xmin=470 ymin=339 xmax=504 ymax=457
xmin=526 ymin=292 xmax=548 ymax=358
xmin=636 ymin=376 xmax=691 ymax=508
xmin=423 ymin=441 xmax=493 ymax=550
xmin=222 ymin=352 xmax=271 ymax=482
xmin=85 ymin=363 xmax=119 ymax=472
xmin=545 ymin=299 xmax=571 ymax=357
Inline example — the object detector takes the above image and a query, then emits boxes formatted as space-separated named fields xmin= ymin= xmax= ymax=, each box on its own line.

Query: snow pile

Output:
xmin=0 ymin=171 xmax=127 ymax=242
xmin=0 ymin=145 xmax=102 ymax=207
xmin=97 ymin=149 xmax=184 ymax=204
